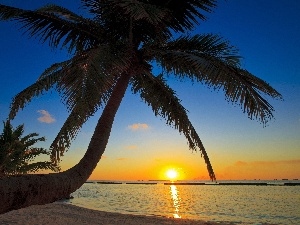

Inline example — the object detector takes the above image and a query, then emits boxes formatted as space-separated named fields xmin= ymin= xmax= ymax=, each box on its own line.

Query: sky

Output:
xmin=0 ymin=0 xmax=299 ymax=181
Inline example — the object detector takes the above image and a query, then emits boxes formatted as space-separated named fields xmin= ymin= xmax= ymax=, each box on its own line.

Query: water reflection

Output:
xmin=71 ymin=183 xmax=300 ymax=224
xmin=170 ymin=185 xmax=181 ymax=218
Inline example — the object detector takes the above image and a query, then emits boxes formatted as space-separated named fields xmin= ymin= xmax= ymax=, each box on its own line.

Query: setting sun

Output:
xmin=166 ymin=169 xmax=178 ymax=180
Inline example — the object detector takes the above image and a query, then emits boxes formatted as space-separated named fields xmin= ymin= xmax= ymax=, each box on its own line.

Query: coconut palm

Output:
xmin=0 ymin=120 xmax=60 ymax=177
xmin=0 ymin=0 xmax=281 ymax=213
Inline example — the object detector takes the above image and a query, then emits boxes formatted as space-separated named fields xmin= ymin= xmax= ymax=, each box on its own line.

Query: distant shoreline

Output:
xmin=85 ymin=179 xmax=300 ymax=186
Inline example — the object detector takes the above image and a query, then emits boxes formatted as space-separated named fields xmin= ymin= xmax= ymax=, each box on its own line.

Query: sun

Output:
xmin=166 ymin=169 xmax=178 ymax=180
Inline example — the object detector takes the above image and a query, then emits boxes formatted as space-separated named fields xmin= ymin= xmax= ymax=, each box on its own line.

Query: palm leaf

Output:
xmin=81 ymin=0 xmax=217 ymax=44
xmin=0 ymin=4 xmax=103 ymax=52
xmin=0 ymin=121 xmax=59 ymax=176
xmin=145 ymin=34 xmax=282 ymax=124
xmin=82 ymin=0 xmax=172 ymax=44
xmin=49 ymin=45 xmax=133 ymax=160
xmin=49 ymin=98 xmax=105 ymax=163
xmin=131 ymin=73 xmax=216 ymax=180
xmin=56 ymin=44 xmax=132 ymax=111
xmin=21 ymin=133 xmax=45 ymax=147
xmin=82 ymin=0 xmax=169 ymax=23
xmin=21 ymin=147 xmax=49 ymax=161
xmin=10 ymin=42 xmax=132 ymax=162
xmin=17 ymin=161 xmax=60 ymax=174
xmin=8 ymin=60 xmax=72 ymax=120
xmin=110 ymin=0 xmax=170 ymax=24
xmin=140 ymin=0 xmax=217 ymax=32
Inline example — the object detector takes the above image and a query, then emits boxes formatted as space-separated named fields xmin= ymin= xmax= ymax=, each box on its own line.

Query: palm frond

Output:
xmin=18 ymin=161 xmax=60 ymax=174
xmin=82 ymin=0 xmax=172 ymax=44
xmin=56 ymin=44 xmax=131 ymax=112
xmin=8 ymin=60 xmax=71 ymax=120
xmin=112 ymin=0 xmax=170 ymax=24
xmin=112 ymin=0 xmax=172 ymax=43
xmin=22 ymin=147 xmax=49 ymax=161
xmin=145 ymin=34 xmax=282 ymax=125
xmin=144 ymin=34 xmax=242 ymax=68
xmin=10 ymin=41 xmax=132 ymax=162
xmin=131 ymin=73 xmax=216 ymax=180
xmin=82 ymin=0 xmax=168 ymax=22
xmin=48 ymin=45 xmax=133 ymax=162
xmin=21 ymin=134 xmax=45 ymax=148
xmin=81 ymin=0 xmax=216 ymax=43
xmin=142 ymin=0 xmax=217 ymax=32
xmin=37 ymin=4 xmax=86 ymax=23
xmin=0 ymin=4 xmax=103 ymax=52
xmin=49 ymin=98 xmax=103 ymax=163
xmin=0 ymin=122 xmax=60 ymax=176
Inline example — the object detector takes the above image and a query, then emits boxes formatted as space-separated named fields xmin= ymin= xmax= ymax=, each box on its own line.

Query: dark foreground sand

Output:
xmin=0 ymin=202 xmax=238 ymax=225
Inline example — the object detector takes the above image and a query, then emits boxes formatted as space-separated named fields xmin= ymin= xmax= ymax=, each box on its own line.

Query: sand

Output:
xmin=0 ymin=202 xmax=235 ymax=225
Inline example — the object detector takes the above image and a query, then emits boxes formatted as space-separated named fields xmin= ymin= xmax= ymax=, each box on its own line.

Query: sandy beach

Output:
xmin=0 ymin=202 xmax=236 ymax=225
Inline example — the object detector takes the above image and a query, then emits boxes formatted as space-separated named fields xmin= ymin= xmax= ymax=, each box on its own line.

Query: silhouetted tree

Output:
xmin=0 ymin=0 xmax=281 ymax=213
xmin=0 ymin=121 xmax=60 ymax=177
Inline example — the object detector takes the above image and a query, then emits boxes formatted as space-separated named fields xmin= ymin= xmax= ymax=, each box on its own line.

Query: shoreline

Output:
xmin=0 ymin=202 xmax=236 ymax=225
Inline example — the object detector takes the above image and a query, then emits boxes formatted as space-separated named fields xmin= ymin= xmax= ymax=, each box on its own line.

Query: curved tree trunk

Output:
xmin=0 ymin=73 xmax=131 ymax=214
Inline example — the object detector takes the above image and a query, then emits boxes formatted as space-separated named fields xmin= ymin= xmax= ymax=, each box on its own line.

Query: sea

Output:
xmin=65 ymin=180 xmax=300 ymax=225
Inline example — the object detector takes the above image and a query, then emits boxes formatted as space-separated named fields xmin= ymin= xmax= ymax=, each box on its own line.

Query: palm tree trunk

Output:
xmin=0 ymin=73 xmax=131 ymax=214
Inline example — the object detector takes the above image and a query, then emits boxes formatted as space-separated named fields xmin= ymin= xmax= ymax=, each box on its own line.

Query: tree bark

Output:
xmin=0 ymin=73 xmax=131 ymax=214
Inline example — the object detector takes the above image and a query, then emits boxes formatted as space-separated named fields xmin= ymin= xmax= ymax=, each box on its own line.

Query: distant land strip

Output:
xmin=84 ymin=181 xmax=300 ymax=186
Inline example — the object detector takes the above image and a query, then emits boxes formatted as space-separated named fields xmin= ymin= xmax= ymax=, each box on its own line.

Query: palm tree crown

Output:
xmin=0 ymin=0 xmax=282 ymax=181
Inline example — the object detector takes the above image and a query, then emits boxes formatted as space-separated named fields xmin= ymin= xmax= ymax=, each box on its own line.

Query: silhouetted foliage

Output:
xmin=0 ymin=0 xmax=282 ymax=181
xmin=0 ymin=121 xmax=60 ymax=177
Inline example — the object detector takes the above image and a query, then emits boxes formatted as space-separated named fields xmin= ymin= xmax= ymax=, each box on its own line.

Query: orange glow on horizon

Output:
xmin=58 ymin=152 xmax=300 ymax=181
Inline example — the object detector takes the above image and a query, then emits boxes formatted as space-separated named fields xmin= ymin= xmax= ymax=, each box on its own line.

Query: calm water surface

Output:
xmin=68 ymin=181 xmax=300 ymax=225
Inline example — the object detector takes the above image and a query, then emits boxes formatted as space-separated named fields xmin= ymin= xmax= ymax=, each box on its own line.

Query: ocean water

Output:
xmin=67 ymin=181 xmax=300 ymax=225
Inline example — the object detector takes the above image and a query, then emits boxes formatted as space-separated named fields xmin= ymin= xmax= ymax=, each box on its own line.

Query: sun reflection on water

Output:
xmin=71 ymin=182 xmax=300 ymax=224
xmin=170 ymin=185 xmax=181 ymax=218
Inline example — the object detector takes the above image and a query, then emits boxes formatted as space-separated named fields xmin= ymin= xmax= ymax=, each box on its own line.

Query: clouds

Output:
xmin=125 ymin=145 xmax=138 ymax=150
xmin=37 ymin=110 xmax=55 ymax=123
xmin=117 ymin=157 xmax=127 ymax=161
xmin=127 ymin=123 xmax=149 ymax=131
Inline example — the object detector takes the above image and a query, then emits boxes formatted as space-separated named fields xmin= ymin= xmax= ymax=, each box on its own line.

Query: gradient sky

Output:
xmin=0 ymin=0 xmax=299 ymax=181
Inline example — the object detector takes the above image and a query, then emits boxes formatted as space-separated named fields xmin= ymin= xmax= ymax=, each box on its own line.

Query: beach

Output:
xmin=0 ymin=202 xmax=235 ymax=225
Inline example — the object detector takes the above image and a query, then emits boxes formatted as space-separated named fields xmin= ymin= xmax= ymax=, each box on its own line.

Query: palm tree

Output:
xmin=0 ymin=0 xmax=281 ymax=213
xmin=0 ymin=121 xmax=60 ymax=177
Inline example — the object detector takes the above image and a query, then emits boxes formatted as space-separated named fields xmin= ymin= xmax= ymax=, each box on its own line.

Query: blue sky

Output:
xmin=0 ymin=0 xmax=299 ymax=180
